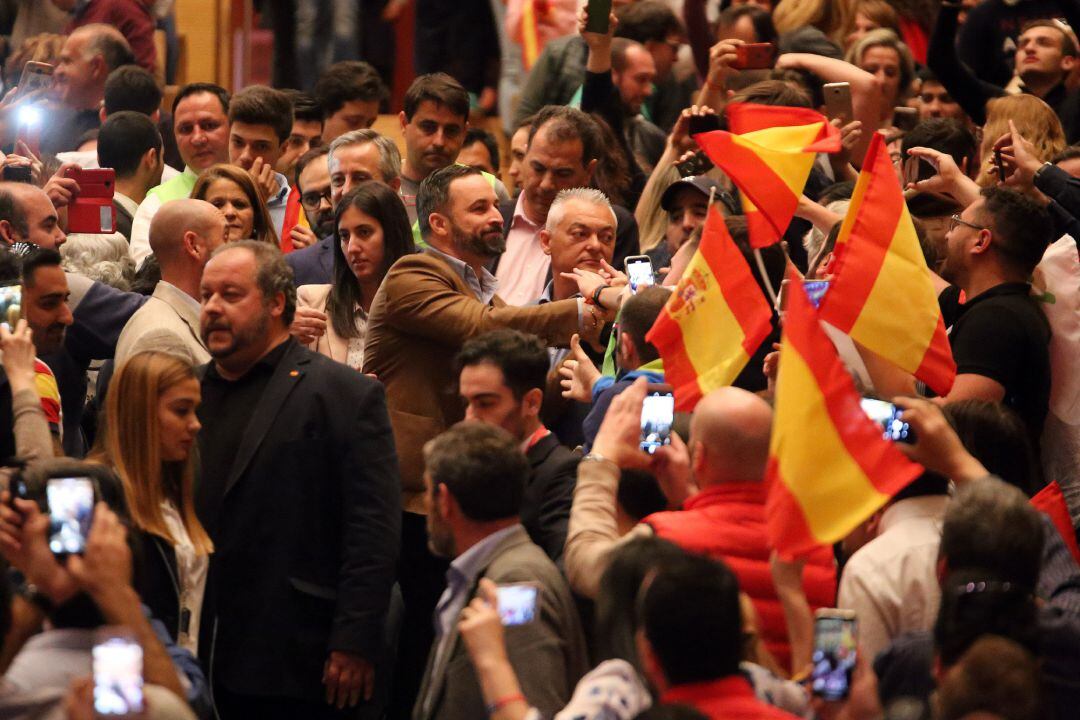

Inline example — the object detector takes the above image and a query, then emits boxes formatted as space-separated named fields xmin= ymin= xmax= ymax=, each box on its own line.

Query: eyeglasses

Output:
xmin=300 ymin=187 xmax=332 ymax=210
xmin=948 ymin=214 xmax=987 ymax=233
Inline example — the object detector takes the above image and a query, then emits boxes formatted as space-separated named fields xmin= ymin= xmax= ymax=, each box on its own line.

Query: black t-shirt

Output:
xmin=939 ymin=282 xmax=1051 ymax=445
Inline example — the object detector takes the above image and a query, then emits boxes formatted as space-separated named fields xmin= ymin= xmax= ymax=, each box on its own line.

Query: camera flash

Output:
xmin=17 ymin=105 xmax=40 ymax=126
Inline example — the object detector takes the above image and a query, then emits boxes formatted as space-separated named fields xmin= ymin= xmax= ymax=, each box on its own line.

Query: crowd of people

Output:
xmin=0 ymin=0 xmax=1073 ymax=719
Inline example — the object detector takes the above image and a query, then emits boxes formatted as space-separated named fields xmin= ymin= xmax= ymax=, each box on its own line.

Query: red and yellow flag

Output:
xmin=646 ymin=207 xmax=774 ymax=411
xmin=818 ymin=132 xmax=956 ymax=396
xmin=766 ymin=272 xmax=923 ymax=559
xmin=694 ymin=104 xmax=840 ymax=248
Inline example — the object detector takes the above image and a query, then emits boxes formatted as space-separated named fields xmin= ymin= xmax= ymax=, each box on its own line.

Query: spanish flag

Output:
xmin=520 ymin=0 xmax=543 ymax=70
xmin=818 ymin=132 xmax=956 ymax=396
xmin=766 ymin=272 xmax=923 ymax=559
xmin=694 ymin=104 xmax=840 ymax=248
xmin=646 ymin=206 xmax=773 ymax=411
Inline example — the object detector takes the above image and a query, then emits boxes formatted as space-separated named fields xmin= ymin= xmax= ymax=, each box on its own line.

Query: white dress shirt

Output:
xmin=837 ymin=494 xmax=949 ymax=662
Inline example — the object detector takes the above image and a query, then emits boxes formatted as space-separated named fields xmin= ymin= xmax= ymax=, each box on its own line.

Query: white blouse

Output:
xmin=160 ymin=502 xmax=209 ymax=655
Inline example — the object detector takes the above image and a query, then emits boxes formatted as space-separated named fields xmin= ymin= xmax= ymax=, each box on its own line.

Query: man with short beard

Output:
xmin=363 ymin=163 xmax=612 ymax=715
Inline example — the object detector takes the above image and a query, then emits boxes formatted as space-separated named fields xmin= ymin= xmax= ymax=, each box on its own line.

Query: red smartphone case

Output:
xmin=65 ymin=168 xmax=116 ymax=234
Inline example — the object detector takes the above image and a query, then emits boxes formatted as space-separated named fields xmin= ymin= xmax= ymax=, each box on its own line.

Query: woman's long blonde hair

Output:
xmin=976 ymin=95 xmax=1066 ymax=187
xmin=90 ymin=351 xmax=212 ymax=554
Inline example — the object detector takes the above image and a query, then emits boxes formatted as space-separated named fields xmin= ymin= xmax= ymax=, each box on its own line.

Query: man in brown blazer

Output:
xmin=363 ymin=164 xmax=607 ymax=715
xmin=413 ymin=422 xmax=588 ymax=720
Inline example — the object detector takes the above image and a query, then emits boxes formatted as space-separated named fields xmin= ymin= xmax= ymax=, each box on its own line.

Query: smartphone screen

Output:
xmin=811 ymin=613 xmax=858 ymax=700
xmin=16 ymin=62 xmax=53 ymax=101
xmin=46 ymin=477 xmax=94 ymax=555
xmin=0 ymin=283 xmax=21 ymax=331
xmin=859 ymin=398 xmax=915 ymax=443
xmin=625 ymin=256 xmax=655 ymax=293
xmin=93 ymin=634 xmax=144 ymax=715
xmin=495 ymin=584 xmax=538 ymax=626
xmin=585 ymin=0 xmax=612 ymax=33
xmin=640 ymin=390 xmax=674 ymax=455
xmin=803 ymin=280 xmax=829 ymax=309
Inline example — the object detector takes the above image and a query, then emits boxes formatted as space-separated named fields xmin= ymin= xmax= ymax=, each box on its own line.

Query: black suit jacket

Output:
xmin=495 ymin=200 xmax=640 ymax=278
xmin=522 ymin=433 xmax=579 ymax=563
xmin=285 ymin=234 xmax=334 ymax=286
xmin=113 ymin=200 xmax=134 ymax=242
xmin=195 ymin=341 xmax=401 ymax=701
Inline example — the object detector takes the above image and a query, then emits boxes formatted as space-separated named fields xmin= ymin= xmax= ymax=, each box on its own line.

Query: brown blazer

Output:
xmin=363 ymin=250 xmax=580 ymax=513
xmin=412 ymin=525 xmax=588 ymax=720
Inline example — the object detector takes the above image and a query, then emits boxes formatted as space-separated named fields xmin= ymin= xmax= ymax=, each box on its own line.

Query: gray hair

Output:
xmin=61 ymin=233 xmax=135 ymax=290
xmin=210 ymin=240 xmax=296 ymax=325
xmin=545 ymin=187 xmax=617 ymax=232
xmin=328 ymin=129 xmax=402 ymax=184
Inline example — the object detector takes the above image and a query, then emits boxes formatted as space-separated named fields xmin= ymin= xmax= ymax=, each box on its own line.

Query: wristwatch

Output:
xmin=17 ymin=580 xmax=54 ymax=614
xmin=1034 ymin=161 xmax=1054 ymax=185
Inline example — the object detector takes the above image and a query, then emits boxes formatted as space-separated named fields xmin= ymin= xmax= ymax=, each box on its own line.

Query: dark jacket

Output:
xmin=195 ymin=341 xmax=401 ymax=702
xmin=514 ymin=36 xmax=589 ymax=128
xmin=523 ymin=433 xmax=578 ymax=563
xmin=113 ymin=199 xmax=134 ymax=242
xmin=285 ymin=234 xmax=334 ymax=286
xmin=131 ymin=527 xmax=182 ymax=643
xmin=495 ymin=199 xmax=641 ymax=279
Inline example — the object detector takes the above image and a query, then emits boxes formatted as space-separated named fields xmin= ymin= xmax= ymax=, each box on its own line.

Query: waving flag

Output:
xmin=766 ymin=272 xmax=923 ymax=559
xmin=646 ymin=207 xmax=773 ymax=411
xmin=694 ymin=104 xmax=840 ymax=248
xmin=818 ymin=132 xmax=956 ymax=396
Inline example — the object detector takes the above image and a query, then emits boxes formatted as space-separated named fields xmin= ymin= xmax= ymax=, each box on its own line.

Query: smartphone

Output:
xmin=65 ymin=167 xmax=117 ymax=235
xmin=0 ymin=283 xmax=22 ymax=331
xmin=2 ymin=164 xmax=31 ymax=183
xmin=16 ymin=61 xmax=53 ymax=100
xmin=495 ymin=583 xmax=539 ymax=626
xmin=811 ymin=609 xmax=858 ymax=701
xmin=994 ymin=147 xmax=1006 ymax=183
xmin=803 ymin=279 xmax=829 ymax=308
xmin=860 ymin=398 xmax=916 ymax=443
xmin=46 ymin=477 xmax=94 ymax=556
xmin=823 ymin=82 xmax=853 ymax=124
xmin=625 ymin=255 xmax=655 ymax=293
xmin=902 ymin=155 xmax=936 ymax=186
xmin=893 ymin=106 xmax=918 ymax=132
xmin=640 ymin=385 xmax=674 ymax=455
xmin=731 ymin=43 xmax=775 ymax=70
xmin=93 ymin=630 xmax=144 ymax=716
xmin=687 ymin=113 xmax=723 ymax=137
xmin=585 ymin=0 xmax=612 ymax=33
xmin=675 ymin=152 xmax=712 ymax=177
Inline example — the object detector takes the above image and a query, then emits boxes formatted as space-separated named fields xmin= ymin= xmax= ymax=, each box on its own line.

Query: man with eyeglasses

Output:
xmin=287 ymin=129 xmax=404 ymax=286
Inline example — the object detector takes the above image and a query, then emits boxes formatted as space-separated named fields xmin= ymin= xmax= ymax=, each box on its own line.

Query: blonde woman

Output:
xmin=846 ymin=29 xmax=916 ymax=125
xmin=976 ymin=95 xmax=1066 ymax=187
xmin=89 ymin=351 xmax=211 ymax=653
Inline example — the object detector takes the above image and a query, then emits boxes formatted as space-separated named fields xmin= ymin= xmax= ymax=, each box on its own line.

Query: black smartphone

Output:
xmin=811 ymin=609 xmax=858 ymax=701
xmin=688 ymin=113 xmax=723 ymax=136
xmin=46 ymin=477 xmax=94 ymax=556
xmin=860 ymin=398 xmax=916 ymax=443
xmin=640 ymin=385 xmax=675 ymax=455
xmin=585 ymin=0 xmax=612 ymax=33
xmin=495 ymin=583 xmax=539 ymax=626
xmin=625 ymin=255 xmax=656 ymax=293
xmin=994 ymin=147 xmax=1007 ymax=183
xmin=2 ymin=164 xmax=31 ymax=183
xmin=675 ymin=151 xmax=713 ymax=177
xmin=902 ymin=155 xmax=936 ymax=186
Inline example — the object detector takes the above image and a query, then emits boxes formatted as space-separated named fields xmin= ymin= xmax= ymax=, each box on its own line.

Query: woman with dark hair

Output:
xmin=294 ymin=181 xmax=416 ymax=370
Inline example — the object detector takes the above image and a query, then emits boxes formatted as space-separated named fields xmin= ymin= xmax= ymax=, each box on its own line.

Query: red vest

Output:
xmin=645 ymin=482 xmax=836 ymax=672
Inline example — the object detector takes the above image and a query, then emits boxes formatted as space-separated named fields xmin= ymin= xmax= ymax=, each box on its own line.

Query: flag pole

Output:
xmin=754 ymin=247 xmax=779 ymax=308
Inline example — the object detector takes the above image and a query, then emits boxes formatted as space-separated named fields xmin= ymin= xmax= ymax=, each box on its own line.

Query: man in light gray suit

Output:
xmin=414 ymin=421 xmax=587 ymax=720
xmin=115 ymin=198 xmax=227 ymax=366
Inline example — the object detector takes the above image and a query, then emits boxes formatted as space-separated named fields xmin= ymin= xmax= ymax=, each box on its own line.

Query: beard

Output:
xmin=201 ymin=310 xmax=269 ymax=360
xmin=313 ymin=210 xmax=336 ymax=239
xmin=450 ymin=219 xmax=506 ymax=259
xmin=426 ymin=511 xmax=456 ymax=558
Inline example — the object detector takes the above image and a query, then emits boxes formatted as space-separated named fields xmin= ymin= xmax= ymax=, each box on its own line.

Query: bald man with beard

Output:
xmin=115 ymin=198 xmax=228 ymax=365
xmin=565 ymin=379 xmax=837 ymax=672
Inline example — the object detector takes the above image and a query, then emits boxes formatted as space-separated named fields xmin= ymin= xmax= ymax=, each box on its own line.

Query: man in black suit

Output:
xmin=456 ymin=329 xmax=578 ymax=562
xmin=97 ymin=111 xmax=165 ymax=243
xmin=196 ymin=240 xmax=401 ymax=718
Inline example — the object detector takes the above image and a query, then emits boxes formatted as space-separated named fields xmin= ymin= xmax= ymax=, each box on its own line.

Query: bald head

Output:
xmin=689 ymin=387 xmax=773 ymax=485
xmin=150 ymin=199 xmax=227 ymax=271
